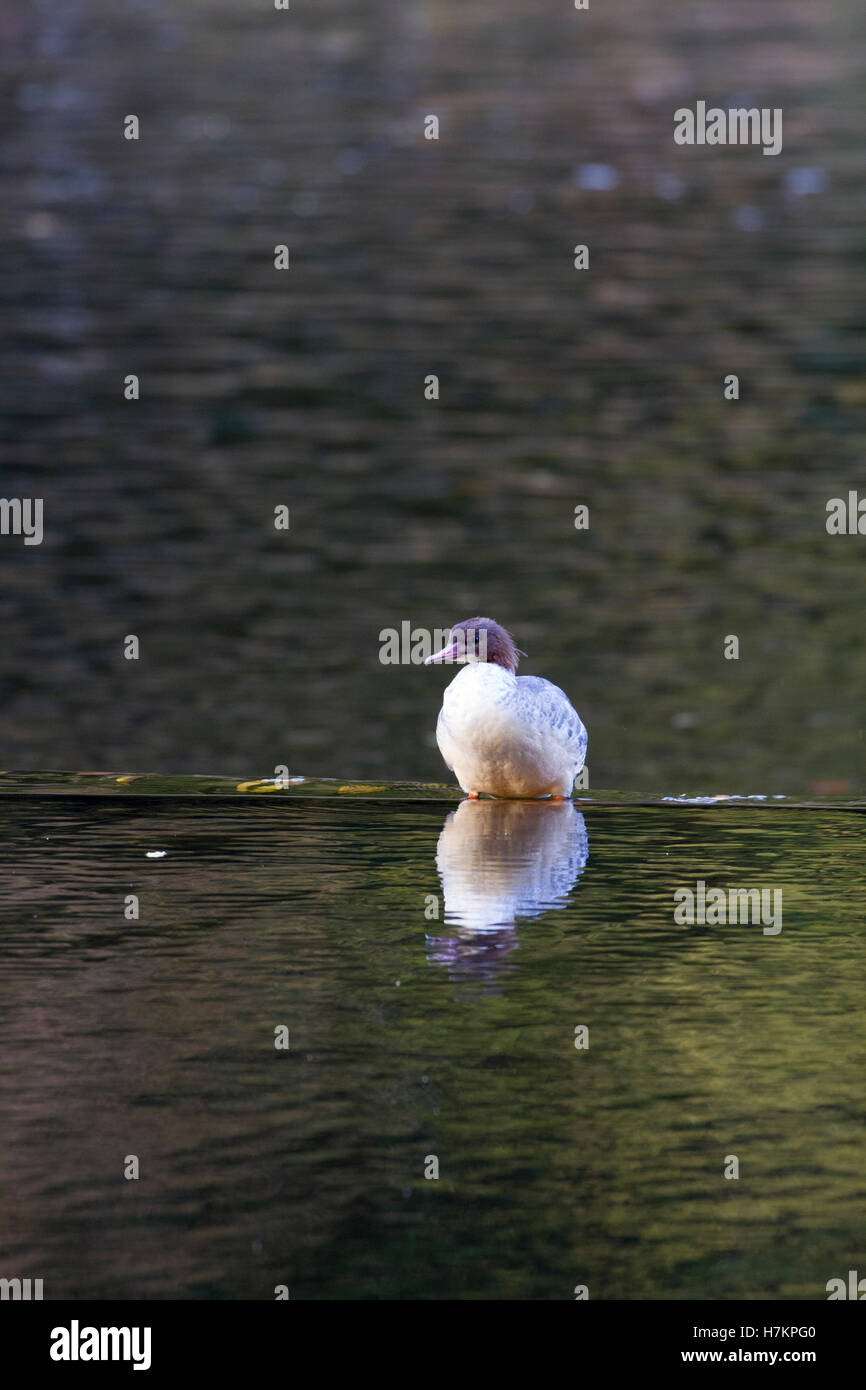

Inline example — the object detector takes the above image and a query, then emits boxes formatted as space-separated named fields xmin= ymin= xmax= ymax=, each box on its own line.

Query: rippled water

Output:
xmin=1 ymin=788 xmax=863 ymax=1299
xmin=1 ymin=0 xmax=864 ymax=795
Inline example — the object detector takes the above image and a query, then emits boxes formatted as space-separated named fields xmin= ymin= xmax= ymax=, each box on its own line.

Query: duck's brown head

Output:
xmin=424 ymin=617 xmax=523 ymax=673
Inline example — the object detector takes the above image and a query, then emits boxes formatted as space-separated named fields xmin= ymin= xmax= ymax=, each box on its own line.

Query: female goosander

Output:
xmin=425 ymin=617 xmax=587 ymax=799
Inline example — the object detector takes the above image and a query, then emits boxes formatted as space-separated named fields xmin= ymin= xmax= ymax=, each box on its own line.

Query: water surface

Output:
xmin=1 ymin=790 xmax=863 ymax=1299
xmin=0 ymin=0 xmax=864 ymax=794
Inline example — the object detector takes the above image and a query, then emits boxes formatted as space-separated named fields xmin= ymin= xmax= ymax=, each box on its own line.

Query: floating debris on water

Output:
xmin=236 ymin=777 xmax=306 ymax=792
xmin=661 ymin=793 xmax=784 ymax=804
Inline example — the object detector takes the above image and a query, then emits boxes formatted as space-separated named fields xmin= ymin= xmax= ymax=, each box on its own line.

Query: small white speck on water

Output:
xmin=574 ymin=162 xmax=620 ymax=191
xmin=145 ymin=850 xmax=167 ymax=858
xmin=734 ymin=204 xmax=763 ymax=232
xmin=395 ymin=980 xmax=401 ymax=986
xmin=784 ymin=167 xmax=827 ymax=197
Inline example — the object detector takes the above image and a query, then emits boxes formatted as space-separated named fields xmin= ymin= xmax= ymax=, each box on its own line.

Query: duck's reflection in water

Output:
xmin=426 ymin=799 xmax=589 ymax=980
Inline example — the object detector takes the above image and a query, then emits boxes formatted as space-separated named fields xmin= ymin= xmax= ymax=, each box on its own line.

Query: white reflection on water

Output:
xmin=426 ymin=799 xmax=588 ymax=975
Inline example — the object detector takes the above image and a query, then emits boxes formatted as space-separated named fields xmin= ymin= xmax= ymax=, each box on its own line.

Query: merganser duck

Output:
xmin=424 ymin=617 xmax=587 ymax=799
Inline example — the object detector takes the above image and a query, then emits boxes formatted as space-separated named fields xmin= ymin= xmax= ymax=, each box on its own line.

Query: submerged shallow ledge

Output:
xmin=0 ymin=769 xmax=862 ymax=810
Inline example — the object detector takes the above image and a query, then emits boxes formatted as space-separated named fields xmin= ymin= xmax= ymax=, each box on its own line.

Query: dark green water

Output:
xmin=0 ymin=0 xmax=864 ymax=1307
xmin=1 ymin=789 xmax=863 ymax=1299
xmin=0 ymin=0 xmax=864 ymax=795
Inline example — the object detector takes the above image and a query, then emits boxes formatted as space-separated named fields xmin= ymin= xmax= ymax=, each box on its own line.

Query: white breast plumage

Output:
xmin=435 ymin=663 xmax=587 ymax=799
